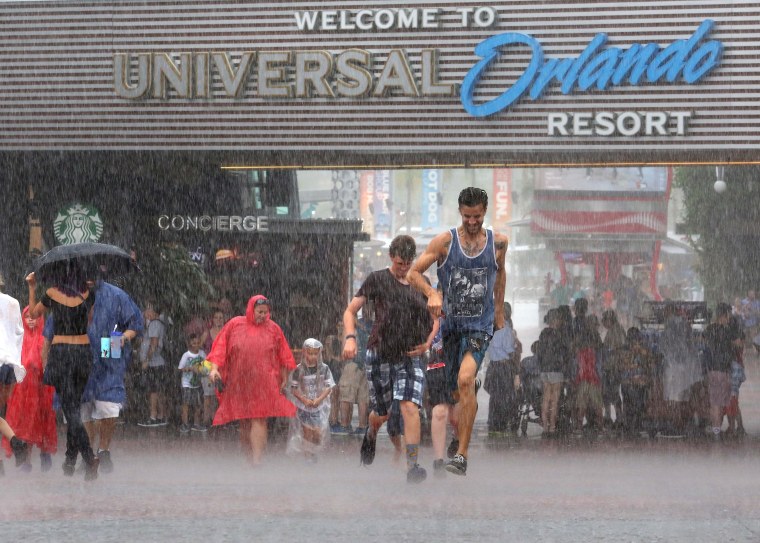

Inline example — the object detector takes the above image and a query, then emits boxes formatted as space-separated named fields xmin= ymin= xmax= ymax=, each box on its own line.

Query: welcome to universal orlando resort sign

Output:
xmin=114 ymin=8 xmax=721 ymax=139
xmin=2 ymin=0 xmax=754 ymax=159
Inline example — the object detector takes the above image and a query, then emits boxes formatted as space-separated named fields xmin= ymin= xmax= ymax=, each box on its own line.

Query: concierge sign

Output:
xmin=1 ymin=0 xmax=756 ymax=160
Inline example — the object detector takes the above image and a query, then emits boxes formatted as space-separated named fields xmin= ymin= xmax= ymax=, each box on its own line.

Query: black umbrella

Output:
xmin=33 ymin=242 xmax=139 ymax=284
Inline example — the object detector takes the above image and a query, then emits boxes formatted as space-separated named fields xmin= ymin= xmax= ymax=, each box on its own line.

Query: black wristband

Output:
xmin=344 ymin=334 xmax=357 ymax=340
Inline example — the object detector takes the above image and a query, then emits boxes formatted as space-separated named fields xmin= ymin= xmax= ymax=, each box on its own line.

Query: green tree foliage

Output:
xmin=124 ymin=243 xmax=216 ymax=331
xmin=675 ymin=166 xmax=760 ymax=303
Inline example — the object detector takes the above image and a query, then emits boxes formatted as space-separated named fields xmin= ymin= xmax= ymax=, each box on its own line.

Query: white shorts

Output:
xmin=80 ymin=400 xmax=122 ymax=422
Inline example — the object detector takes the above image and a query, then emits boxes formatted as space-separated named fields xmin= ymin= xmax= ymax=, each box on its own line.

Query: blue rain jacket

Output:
xmin=44 ymin=281 xmax=143 ymax=404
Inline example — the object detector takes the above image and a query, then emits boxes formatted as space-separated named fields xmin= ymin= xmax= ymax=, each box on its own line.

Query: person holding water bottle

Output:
xmin=43 ymin=266 xmax=143 ymax=474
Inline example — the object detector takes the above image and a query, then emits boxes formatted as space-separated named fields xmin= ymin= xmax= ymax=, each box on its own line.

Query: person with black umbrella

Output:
xmin=26 ymin=264 xmax=100 ymax=481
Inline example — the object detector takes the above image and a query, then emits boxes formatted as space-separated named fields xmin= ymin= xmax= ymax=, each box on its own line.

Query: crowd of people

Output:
xmin=0 ymin=186 xmax=755 ymax=486
xmin=482 ymin=293 xmax=753 ymax=444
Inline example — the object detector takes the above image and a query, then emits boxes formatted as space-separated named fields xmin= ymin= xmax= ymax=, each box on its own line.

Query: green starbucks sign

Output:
xmin=53 ymin=203 xmax=104 ymax=244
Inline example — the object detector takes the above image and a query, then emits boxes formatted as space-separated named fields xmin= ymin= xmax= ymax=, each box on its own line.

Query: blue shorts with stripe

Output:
xmin=365 ymin=349 xmax=425 ymax=417
xmin=443 ymin=332 xmax=491 ymax=393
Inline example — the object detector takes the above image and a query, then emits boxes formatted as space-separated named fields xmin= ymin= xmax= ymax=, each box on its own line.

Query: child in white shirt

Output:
xmin=177 ymin=334 xmax=206 ymax=433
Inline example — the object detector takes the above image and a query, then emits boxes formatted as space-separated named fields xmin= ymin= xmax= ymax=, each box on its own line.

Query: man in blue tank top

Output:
xmin=408 ymin=187 xmax=508 ymax=476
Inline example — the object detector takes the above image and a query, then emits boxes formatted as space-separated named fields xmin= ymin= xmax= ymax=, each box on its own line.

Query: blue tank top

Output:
xmin=437 ymin=227 xmax=497 ymax=336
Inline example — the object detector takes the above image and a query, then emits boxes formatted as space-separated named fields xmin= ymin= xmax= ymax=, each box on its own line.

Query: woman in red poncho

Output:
xmin=3 ymin=306 xmax=57 ymax=470
xmin=207 ymin=295 xmax=296 ymax=465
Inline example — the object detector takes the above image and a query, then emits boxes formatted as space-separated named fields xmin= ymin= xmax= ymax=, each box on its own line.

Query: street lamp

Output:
xmin=714 ymin=165 xmax=726 ymax=193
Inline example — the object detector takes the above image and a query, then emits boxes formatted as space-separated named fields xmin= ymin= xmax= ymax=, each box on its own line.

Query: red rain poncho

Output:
xmin=3 ymin=306 xmax=57 ymax=456
xmin=207 ymin=295 xmax=296 ymax=424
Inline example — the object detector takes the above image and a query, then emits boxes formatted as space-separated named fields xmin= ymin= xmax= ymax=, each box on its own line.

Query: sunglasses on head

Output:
xmin=254 ymin=298 xmax=270 ymax=306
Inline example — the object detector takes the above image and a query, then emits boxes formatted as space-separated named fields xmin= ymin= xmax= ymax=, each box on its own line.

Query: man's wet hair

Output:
xmin=544 ymin=308 xmax=560 ymax=324
xmin=715 ymin=302 xmax=732 ymax=317
xmin=574 ymin=297 xmax=589 ymax=317
xmin=626 ymin=326 xmax=643 ymax=344
xmin=601 ymin=309 xmax=617 ymax=326
xmin=389 ymin=235 xmax=416 ymax=262
xmin=458 ymin=187 xmax=489 ymax=208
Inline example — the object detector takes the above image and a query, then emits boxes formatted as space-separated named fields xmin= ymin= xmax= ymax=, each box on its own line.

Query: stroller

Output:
xmin=635 ymin=301 xmax=709 ymax=438
xmin=518 ymin=354 xmax=543 ymax=436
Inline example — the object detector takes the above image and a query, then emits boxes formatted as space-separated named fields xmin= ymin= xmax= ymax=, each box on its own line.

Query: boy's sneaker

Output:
xmin=98 ymin=450 xmax=113 ymax=474
xmin=407 ymin=464 xmax=427 ymax=484
xmin=447 ymin=438 xmax=459 ymax=459
xmin=445 ymin=454 xmax=467 ymax=476
xmin=10 ymin=436 xmax=30 ymax=467
xmin=191 ymin=424 xmax=208 ymax=432
xmin=360 ymin=427 xmax=376 ymax=466
xmin=332 ymin=425 xmax=351 ymax=436
xmin=352 ymin=426 xmax=367 ymax=436
xmin=138 ymin=418 xmax=160 ymax=427
xmin=155 ymin=418 xmax=168 ymax=427
xmin=179 ymin=423 xmax=191 ymax=433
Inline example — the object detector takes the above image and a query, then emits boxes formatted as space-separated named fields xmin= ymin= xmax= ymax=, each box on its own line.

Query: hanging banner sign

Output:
xmin=421 ymin=169 xmax=441 ymax=230
xmin=359 ymin=170 xmax=375 ymax=237
xmin=492 ymin=169 xmax=512 ymax=231
xmin=373 ymin=170 xmax=392 ymax=240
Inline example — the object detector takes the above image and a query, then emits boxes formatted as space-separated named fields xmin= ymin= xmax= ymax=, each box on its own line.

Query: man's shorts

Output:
xmin=425 ymin=356 xmax=453 ymax=406
xmin=181 ymin=387 xmax=202 ymax=407
xmin=574 ymin=382 xmax=603 ymax=412
xmin=80 ymin=400 xmax=122 ymax=422
xmin=541 ymin=372 xmax=564 ymax=385
xmin=365 ymin=349 xmax=425 ymax=417
xmin=442 ymin=332 xmax=491 ymax=393
xmin=297 ymin=408 xmax=325 ymax=428
xmin=339 ymin=361 xmax=369 ymax=405
xmin=707 ymin=370 xmax=731 ymax=408
xmin=145 ymin=365 xmax=169 ymax=393
xmin=326 ymin=359 xmax=344 ymax=386
xmin=0 ymin=364 xmax=17 ymax=385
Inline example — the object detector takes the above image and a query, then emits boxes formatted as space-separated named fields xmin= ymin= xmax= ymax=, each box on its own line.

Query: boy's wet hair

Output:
xmin=389 ymin=235 xmax=416 ymax=262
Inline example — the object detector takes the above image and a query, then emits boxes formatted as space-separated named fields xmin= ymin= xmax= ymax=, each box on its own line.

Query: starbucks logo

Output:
xmin=53 ymin=204 xmax=104 ymax=244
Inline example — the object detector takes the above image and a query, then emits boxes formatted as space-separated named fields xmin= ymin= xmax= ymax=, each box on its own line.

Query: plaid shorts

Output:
xmin=365 ymin=349 xmax=425 ymax=417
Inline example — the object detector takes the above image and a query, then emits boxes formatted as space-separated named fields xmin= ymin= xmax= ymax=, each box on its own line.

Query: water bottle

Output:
xmin=100 ymin=337 xmax=110 ymax=359
xmin=110 ymin=331 xmax=123 ymax=359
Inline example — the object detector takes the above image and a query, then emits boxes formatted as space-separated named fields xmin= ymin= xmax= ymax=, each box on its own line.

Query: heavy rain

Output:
xmin=2 ymin=1 xmax=760 ymax=542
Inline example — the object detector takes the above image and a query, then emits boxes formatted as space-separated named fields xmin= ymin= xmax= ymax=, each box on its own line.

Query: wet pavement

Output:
xmin=2 ymin=310 xmax=760 ymax=542
xmin=1 ymin=428 xmax=760 ymax=542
